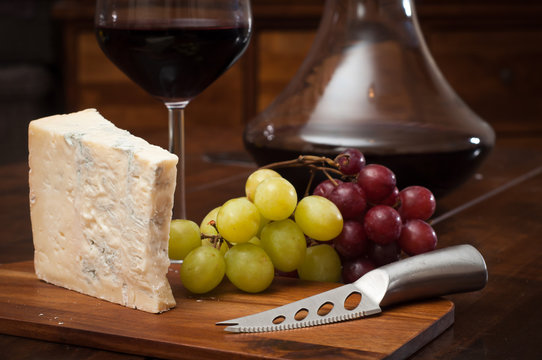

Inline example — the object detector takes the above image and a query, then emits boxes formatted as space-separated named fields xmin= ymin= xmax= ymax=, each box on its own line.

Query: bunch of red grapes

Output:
xmin=314 ymin=149 xmax=438 ymax=283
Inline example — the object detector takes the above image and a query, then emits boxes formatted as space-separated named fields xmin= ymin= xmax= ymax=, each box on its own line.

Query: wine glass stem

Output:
xmin=166 ymin=101 xmax=189 ymax=219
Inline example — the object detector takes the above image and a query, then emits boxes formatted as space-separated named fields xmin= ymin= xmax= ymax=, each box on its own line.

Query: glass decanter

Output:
xmin=244 ymin=0 xmax=495 ymax=197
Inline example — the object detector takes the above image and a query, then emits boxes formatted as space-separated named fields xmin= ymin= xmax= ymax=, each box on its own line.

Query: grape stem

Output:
xmin=201 ymin=220 xmax=233 ymax=249
xmin=260 ymin=154 xmax=353 ymax=195
xmin=260 ymin=155 xmax=349 ymax=177
xmin=261 ymin=155 xmax=342 ymax=174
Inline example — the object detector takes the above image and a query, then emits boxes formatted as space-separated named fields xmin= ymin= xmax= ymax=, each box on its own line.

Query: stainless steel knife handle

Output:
xmin=374 ymin=244 xmax=488 ymax=307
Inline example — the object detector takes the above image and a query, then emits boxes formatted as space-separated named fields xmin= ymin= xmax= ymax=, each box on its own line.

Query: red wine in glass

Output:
xmin=95 ymin=0 xmax=252 ymax=221
xmin=96 ymin=20 xmax=251 ymax=102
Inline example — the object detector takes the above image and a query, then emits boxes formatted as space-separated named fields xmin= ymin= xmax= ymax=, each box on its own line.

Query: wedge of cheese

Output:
xmin=28 ymin=109 xmax=177 ymax=313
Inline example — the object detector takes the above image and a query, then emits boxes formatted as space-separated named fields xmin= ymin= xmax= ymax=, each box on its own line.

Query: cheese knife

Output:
xmin=216 ymin=244 xmax=487 ymax=333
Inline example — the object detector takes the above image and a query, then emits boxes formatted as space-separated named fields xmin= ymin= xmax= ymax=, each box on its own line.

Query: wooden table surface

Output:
xmin=0 ymin=122 xmax=540 ymax=359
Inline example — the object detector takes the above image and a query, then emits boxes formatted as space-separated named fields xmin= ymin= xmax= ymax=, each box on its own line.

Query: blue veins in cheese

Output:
xmin=28 ymin=109 xmax=178 ymax=313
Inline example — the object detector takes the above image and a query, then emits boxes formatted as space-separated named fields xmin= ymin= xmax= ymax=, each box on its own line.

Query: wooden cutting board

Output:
xmin=0 ymin=261 xmax=454 ymax=360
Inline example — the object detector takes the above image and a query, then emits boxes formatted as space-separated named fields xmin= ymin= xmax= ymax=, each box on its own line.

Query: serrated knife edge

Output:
xmin=224 ymin=309 xmax=375 ymax=333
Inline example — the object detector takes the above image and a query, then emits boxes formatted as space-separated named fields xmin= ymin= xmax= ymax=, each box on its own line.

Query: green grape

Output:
xmin=248 ymin=236 xmax=262 ymax=247
xmin=216 ymin=197 xmax=260 ymax=244
xmin=180 ymin=246 xmax=225 ymax=294
xmin=168 ymin=219 xmax=202 ymax=260
xmin=254 ymin=177 xmax=297 ymax=221
xmin=224 ymin=243 xmax=274 ymax=293
xmin=260 ymin=219 xmax=306 ymax=272
xmin=200 ymin=206 xmax=220 ymax=237
xmin=202 ymin=238 xmax=229 ymax=256
xmin=257 ymin=215 xmax=270 ymax=237
xmin=294 ymin=195 xmax=343 ymax=241
xmin=297 ymin=244 xmax=342 ymax=282
xmin=245 ymin=168 xmax=282 ymax=202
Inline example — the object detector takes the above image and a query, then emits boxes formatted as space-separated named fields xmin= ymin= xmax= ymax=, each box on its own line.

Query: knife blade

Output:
xmin=216 ymin=244 xmax=487 ymax=333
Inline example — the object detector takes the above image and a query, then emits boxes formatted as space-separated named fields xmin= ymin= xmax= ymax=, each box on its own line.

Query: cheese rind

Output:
xmin=29 ymin=109 xmax=177 ymax=313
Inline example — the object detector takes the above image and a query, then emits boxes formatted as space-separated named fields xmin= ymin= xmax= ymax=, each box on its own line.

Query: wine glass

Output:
xmin=95 ymin=0 xmax=252 ymax=219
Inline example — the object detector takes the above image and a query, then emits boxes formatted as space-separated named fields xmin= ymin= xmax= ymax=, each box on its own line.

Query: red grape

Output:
xmin=341 ymin=257 xmax=376 ymax=283
xmin=380 ymin=186 xmax=399 ymax=207
xmin=398 ymin=219 xmax=437 ymax=255
xmin=363 ymin=205 xmax=402 ymax=245
xmin=313 ymin=178 xmax=342 ymax=198
xmin=333 ymin=220 xmax=369 ymax=259
xmin=328 ymin=182 xmax=367 ymax=219
xmin=398 ymin=186 xmax=436 ymax=221
xmin=336 ymin=148 xmax=366 ymax=175
xmin=368 ymin=241 xmax=401 ymax=266
xmin=357 ymin=164 xmax=396 ymax=203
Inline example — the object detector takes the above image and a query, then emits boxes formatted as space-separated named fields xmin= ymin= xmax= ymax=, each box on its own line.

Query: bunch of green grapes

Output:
xmin=169 ymin=168 xmax=344 ymax=294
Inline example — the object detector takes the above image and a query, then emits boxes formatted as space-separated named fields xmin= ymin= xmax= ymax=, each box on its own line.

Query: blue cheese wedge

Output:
xmin=28 ymin=109 xmax=177 ymax=313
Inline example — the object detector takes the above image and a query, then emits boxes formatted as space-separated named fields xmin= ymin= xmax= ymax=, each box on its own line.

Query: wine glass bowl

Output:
xmin=95 ymin=6 xmax=251 ymax=104
xmin=95 ymin=0 xmax=252 ymax=218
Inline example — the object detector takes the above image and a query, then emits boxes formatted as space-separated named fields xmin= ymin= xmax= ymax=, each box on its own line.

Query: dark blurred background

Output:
xmin=1 ymin=0 xmax=541 ymax=164
xmin=0 ymin=0 xmax=60 ymax=163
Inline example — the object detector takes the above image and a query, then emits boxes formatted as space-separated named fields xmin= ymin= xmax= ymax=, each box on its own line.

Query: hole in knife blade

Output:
xmin=273 ymin=315 xmax=285 ymax=325
xmin=344 ymin=291 xmax=362 ymax=310
xmin=317 ymin=302 xmax=334 ymax=316
xmin=295 ymin=308 xmax=309 ymax=321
